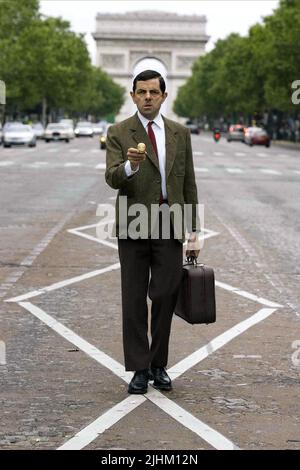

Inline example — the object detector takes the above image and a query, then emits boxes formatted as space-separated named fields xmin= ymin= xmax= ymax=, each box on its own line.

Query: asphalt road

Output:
xmin=0 ymin=133 xmax=299 ymax=450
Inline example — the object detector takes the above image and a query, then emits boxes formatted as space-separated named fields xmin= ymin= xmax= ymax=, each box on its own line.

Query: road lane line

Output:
xmin=0 ymin=208 xmax=81 ymax=300
xmin=213 ymin=152 xmax=224 ymax=156
xmin=214 ymin=281 xmax=283 ymax=307
xmin=58 ymin=396 xmax=146 ymax=450
xmin=168 ymin=307 xmax=277 ymax=379
xmin=226 ymin=168 xmax=243 ymax=174
xmin=64 ymin=162 xmax=82 ymax=167
xmin=18 ymin=301 xmax=132 ymax=382
xmin=194 ymin=167 xmax=209 ymax=172
xmin=260 ymin=169 xmax=282 ymax=175
xmin=235 ymin=153 xmax=246 ymax=157
xmin=5 ymin=263 xmax=120 ymax=302
xmin=95 ymin=163 xmax=106 ymax=169
xmin=0 ymin=161 xmax=15 ymax=166
xmin=146 ymin=389 xmax=239 ymax=450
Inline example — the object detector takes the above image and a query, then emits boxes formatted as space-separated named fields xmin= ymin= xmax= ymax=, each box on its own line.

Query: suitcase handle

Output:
xmin=186 ymin=255 xmax=203 ymax=266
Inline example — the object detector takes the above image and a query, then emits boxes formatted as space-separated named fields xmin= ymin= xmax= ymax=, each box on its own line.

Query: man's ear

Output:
xmin=130 ymin=91 xmax=136 ymax=103
xmin=162 ymin=92 xmax=168 ymax=103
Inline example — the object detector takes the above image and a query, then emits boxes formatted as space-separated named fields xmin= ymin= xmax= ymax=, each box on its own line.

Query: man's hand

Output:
xmin=127 ymin=147 xmax=147 ymax=171
xmin=185 ymin=232 xmax=201 ymax=259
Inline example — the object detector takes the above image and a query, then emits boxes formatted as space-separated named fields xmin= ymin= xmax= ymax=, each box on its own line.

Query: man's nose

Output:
xmin=145 ymin=91 xmax=152 ymax=99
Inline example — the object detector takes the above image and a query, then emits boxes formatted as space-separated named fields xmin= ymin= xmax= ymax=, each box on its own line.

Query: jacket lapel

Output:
xmin=130 ymin=113 xmax=160 ymax=171
xmin=164 ymin=117 xmax=178 ymax=179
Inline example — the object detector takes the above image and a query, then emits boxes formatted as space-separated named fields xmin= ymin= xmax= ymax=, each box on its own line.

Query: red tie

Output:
xmin=147 ymin=121 xmax=158 ymax=157
xmin=147 ymin=121 xmax=164 ymax=204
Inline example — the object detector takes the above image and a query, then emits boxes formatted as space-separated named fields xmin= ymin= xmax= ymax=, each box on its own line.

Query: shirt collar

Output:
xmin=137 ymin=111 xmax=164 ymax=130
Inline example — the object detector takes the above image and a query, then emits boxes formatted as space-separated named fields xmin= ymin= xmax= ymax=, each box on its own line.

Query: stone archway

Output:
xmin=92 ymin=11 xmax=209 ymax=122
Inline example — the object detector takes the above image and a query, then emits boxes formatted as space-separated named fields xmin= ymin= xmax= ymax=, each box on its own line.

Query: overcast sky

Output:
xmin=40 ymin=1 xmax=279 ymax=63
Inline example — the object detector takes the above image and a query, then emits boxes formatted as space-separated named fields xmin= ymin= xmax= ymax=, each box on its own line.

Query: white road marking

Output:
xmin=63 ymin=162 xmax=82 ymax=167
xmin=256 ymin=153 xmax=268 ymax=157
xmin=0 ymin=161 xmax=15 ymax=166
xmin=213 ymin=152 xmax=224 ymax=156
xmin=215 ymin=281 xmax=282 ymax=307
xmin=194 ymin=167 xmax=209 ymax=172
xmin=95 ymin=163 xmax=106 ymax=169
xmin=47 ymin=148 xmax=59 ymax=153
xmin=293 ymin=170 xmax=300 ymax=175
xmin=226 ymin=168 xmax=243 ymax=174
xmin=5 ymin=262 xmax=120 ymax=303
xmin=58 ymin=395 xmax=146 ymax=450
xmin=235 ymin=152 xmax=246 ymax=157
xmin=90 ymin=149 xmax=99 ymax=153
xmin=169 ymin=308 xmax=277 ymax=379
xmin=18 ymin=301 xmax=132 ymax=383
xmin=146 ymin=389 xmax=239 ymax=450
xmin=233 ymin=355 xmax=262 ymax=359
xmin=0 ymin=209 xmax=80 ymax=300
xmin=260 ymin=169 xmax=281 ymax=175
xmin=193 ymin=151 xmax=204 ymax=156
xmin=69 ymin=149 xmax=80 ymax=153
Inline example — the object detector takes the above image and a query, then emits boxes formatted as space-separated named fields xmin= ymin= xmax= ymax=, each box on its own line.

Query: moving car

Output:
xmin=99 ymin=124 xmax=112 ymax=149
xmin=185 ymin=120 xmax=200 ymax=134
xmin=2 ymin=123 xmax=36 ymax=147
xmin=227 ymin=124 xmax=245 ymax=142
xmin=74 ymin=121 xmax=94 ymax=137
xmin=244 ymin=127 xmax=271 ymax=147
xmin=44 ymin=123 xmax=72 ymax=142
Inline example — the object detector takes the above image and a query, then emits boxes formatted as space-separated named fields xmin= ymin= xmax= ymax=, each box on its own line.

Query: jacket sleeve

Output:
xmin=183 ymin=128 xmax=201 ymax=232
xmin=105 ymin=125 xmax=137 ymax=190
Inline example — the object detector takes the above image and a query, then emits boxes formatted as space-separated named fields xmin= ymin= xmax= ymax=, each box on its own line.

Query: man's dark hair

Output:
xmin=133 ymin=70 xmax=166 ymax=94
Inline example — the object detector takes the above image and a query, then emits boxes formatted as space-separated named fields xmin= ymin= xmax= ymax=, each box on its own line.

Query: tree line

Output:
xmin=0 ymin=0 xmax=125 ymax=124
xmin=174 ymin=0 xmax=300 ymax=132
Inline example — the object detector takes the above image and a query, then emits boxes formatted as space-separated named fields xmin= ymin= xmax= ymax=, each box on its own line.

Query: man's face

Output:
xmin=130 ymin=78 xmax=167 ymax=120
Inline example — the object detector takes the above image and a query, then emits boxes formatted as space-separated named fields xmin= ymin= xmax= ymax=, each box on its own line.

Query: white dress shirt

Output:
xmin=125 ymin=111 xmax=167 ymax=200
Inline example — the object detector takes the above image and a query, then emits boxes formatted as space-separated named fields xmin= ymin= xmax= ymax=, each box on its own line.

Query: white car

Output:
xmin=32 ymin=122 xmax=45 ymax=139
xmin=75 ymin=121 xmax=94 ymax=137
xmin=2 ymin=124 xmax=36 ymax=148
xmin=44 ymin=123 xmax=72 ymax=142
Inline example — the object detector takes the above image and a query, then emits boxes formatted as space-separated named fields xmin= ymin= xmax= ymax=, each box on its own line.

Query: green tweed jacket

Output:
xmin=105 ymin=113 xmax=199 ymax=242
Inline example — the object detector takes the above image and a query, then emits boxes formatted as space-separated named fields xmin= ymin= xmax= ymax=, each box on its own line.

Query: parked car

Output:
xmin=2 ymin=123 xmax=36 ymax=147
xmin=32 ymin=122 xmax=45 ymax=139
xmin=185 ymin=120 xmax=200 ymax=134
xmin=44 ymin=123 xmax=71 ymax=142
xmin=74 ymin=121 xmax=94 ymax=137
xmin=244 ymin=127 xmax=271 ymax=147
xmin=227 ymin=124 xmax=245 ymax=142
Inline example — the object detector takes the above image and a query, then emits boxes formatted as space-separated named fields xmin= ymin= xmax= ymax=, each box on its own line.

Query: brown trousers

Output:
xmin=118 ymin=233 xmax=182 ymax=371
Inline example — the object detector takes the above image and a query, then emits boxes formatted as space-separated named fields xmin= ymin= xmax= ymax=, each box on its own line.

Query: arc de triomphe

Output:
xmin=92 ymin=11 xmax=209 ymax=122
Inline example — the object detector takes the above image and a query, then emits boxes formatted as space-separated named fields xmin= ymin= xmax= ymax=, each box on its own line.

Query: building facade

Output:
xmin=93 ymin=11 xmax=209 ymax=121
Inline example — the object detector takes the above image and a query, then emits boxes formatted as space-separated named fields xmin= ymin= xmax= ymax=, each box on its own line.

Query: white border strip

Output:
xmin=18 ymin=301 xmax=132 ymax=383
xmin=147 ymin=389 xmax=239 ymax=450
xmin=5 ymin=263 xmax=120 ymax=303
xmin=169 ymin=308 xmax=277 ymax=379
xmin=58 ymin=396 xmax=146 ymax=450
xmin=215 ymin=281 xmax=283 ymax=308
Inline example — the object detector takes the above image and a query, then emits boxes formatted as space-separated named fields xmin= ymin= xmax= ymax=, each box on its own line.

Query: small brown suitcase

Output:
xmin=175 ymin=257 xmax=216 ymax=324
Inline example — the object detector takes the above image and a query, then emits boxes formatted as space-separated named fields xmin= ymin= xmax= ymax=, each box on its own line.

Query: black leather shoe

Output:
xmin=151 ymin=367 xmax=172 ymax=391
xmin=128 ymin=369 xmax=149 ymax=394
